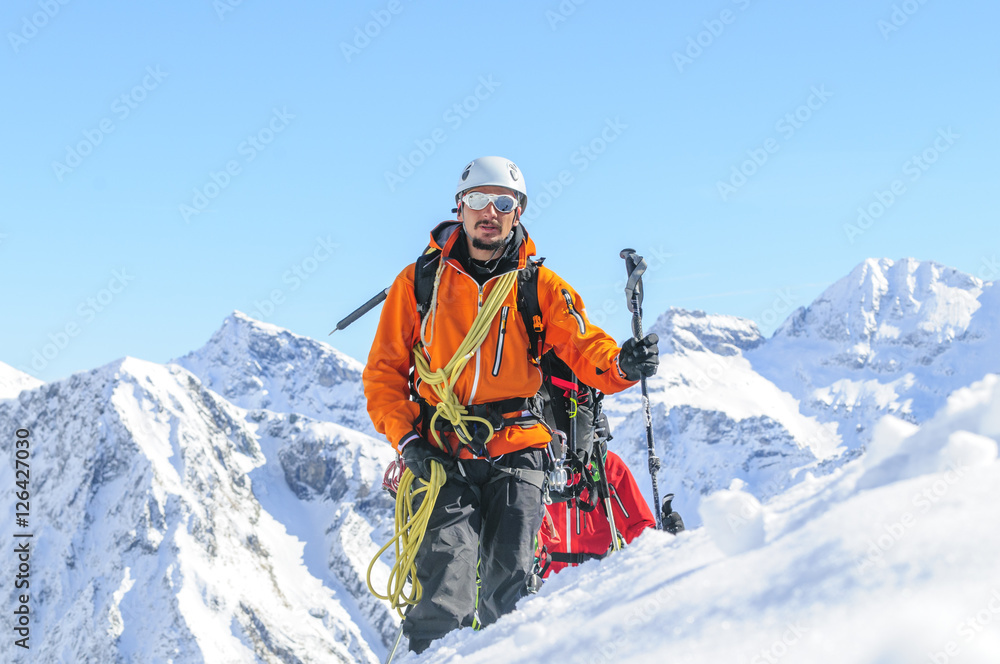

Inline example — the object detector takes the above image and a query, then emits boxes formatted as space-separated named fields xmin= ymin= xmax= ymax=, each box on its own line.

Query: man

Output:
xmin=363 ymin=156 xmax=660 ymax=653
xmin=538 ymin=449 xmax=656 ymax=578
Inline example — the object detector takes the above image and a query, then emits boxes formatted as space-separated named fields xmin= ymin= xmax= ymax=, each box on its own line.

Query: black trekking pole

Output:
xmin=329 ymin=287 xmax=390 ymax=335
xmin=620 ymin=248 xmax=663 ymax=531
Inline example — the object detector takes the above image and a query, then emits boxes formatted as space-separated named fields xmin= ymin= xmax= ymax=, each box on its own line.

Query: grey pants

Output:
xmin=404 ymin=448 xmax=545 ymax=653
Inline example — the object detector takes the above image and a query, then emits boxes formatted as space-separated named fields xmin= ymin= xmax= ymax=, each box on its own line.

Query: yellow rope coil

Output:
xmin=366 ymin=462 xmax=447 ymax=619
xmin=367 ymin=268 xmax=518 ymax=618
xmin=412 ymin=270 xmax=518 ymax=450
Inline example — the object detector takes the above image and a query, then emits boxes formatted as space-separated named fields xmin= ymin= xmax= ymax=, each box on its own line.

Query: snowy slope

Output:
xmin=175 ymin=311 xmax=376 ymax=436
xmin=0 ymin=360 xmax=43 ymax=399
xmin=418 ymin=375 xmax=1000 ymax=663
xmin=0 ymin=358 xmax=392 ymax=663
xmin=748 ymin=258 xmax=999 ymax=449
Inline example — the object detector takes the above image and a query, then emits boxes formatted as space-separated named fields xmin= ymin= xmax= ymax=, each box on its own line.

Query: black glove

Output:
xmin=661 ymin=493 xmax=685 ymax=535
xmin=401 ymin=436 xmax=454 ymax=481
xmin=618 ymin=333 xmax=659 ymax=381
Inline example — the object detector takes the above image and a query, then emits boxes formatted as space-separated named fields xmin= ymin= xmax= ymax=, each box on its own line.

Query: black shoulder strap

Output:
xmin=413 ymin=248 xmax=441 ymax=320
xmin=518 ymin=257 xmax=545 ymax=361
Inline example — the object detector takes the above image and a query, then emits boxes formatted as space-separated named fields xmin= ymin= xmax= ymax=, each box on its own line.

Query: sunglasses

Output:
xmin=461 ymin=191 xmax=519 ymax=213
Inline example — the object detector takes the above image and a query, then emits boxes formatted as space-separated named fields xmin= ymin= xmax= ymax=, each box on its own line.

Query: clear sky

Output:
xmin=2 ymin=1 xmax=997 ymax=382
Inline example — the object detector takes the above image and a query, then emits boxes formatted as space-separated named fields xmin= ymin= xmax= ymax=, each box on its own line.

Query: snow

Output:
xmin=417 ymin=375 xmax=1000 ymax=663
xmin=0 ymin=359 xmax=43 ymax=399
xmin=697 ymin=479 xmax=765 ymax=556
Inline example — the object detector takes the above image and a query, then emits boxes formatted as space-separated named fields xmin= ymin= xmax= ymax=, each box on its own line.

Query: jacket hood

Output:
xmin=427 ymin=220 xmax=536 ymax=270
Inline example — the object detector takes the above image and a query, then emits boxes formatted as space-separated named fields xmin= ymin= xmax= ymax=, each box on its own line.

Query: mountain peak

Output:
xmin=649 ymin=307 xmax=763 ymax=356
xmin=774 ymin=257 xmax=984 ymax=348
xmin=0 ymin=360 xmax=44 ymax=399
xmin=174 ymin=313 xmax=373 ymax=432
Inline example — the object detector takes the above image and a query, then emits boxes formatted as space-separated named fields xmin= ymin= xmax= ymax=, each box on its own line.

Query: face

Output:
xmin=459 ymin=185 xmax=521 ymax=260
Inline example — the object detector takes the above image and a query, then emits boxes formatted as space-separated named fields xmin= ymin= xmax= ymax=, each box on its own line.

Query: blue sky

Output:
xmin=2 ymin=0 xmax=997 ymax=382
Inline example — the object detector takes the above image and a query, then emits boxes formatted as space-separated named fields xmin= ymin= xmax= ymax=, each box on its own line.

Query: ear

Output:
xmin=513 ymin=207 xmax=521 ymax=226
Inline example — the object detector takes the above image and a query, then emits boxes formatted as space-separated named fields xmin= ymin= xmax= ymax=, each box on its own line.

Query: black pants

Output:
xmin=404 ymin=448 xmax=545 ymax=653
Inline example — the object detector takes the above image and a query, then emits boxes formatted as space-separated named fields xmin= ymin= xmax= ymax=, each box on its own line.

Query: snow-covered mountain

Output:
xmin=0 ymin=356 xmax=397 ymax=663
xmin=604 ymin=308 xmax=842 ymax=525
xmin=0 ymin=256 xmax=996 ymax=663
xmin=175 ymin=311 xmax=376 ymax=436
xmin=748 ymin=258 xmax=999 ymax=448
xmin=0 ymin=359 xmax=43 ymax=399
xmin=602 ymin=259 xmax=997 ymax=527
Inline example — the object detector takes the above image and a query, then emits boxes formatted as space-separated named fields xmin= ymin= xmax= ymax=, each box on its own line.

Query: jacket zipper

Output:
xmin=561 ymin=289 xmax=587 ymax=335
xmin=492 ymin=306 xmax=509 ymax=376
xmin=461 ymin=267 xmax=513 ymax=406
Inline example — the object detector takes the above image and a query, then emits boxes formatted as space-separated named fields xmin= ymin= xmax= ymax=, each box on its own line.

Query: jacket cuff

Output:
xmin=397 ymin=430 xmax=421 ymax=453
xmin=614 ymin=352 xmax=630 ymax=381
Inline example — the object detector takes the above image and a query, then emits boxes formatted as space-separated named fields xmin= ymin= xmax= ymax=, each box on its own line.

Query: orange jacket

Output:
xmin=363 ymin=221 xmax=636 ymax=458
xmin=540 ymin=451 xmax=656 ymax=577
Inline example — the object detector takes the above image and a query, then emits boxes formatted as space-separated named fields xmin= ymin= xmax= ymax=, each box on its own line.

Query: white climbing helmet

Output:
xmin=455 ymin=156 xmax=528 ymax=212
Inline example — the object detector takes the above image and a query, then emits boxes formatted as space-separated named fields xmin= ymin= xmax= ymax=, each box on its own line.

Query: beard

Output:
xmin=471 ymin=236 xmax=506 ymax=253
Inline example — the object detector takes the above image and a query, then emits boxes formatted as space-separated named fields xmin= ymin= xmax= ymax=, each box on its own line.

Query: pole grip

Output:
xmin=620 ymin=249 xmax=646 ymax=314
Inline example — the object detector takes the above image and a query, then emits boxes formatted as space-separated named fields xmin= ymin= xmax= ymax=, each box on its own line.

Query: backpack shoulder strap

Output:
xmin=413 ymin=247 xmax=441 ymax=320
xmin=518 ymin=257 xmax=545 ymax=361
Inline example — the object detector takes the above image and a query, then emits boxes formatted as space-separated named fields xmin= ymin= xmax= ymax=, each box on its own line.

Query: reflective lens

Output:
xmin=462 ymin=192 xmax=518 ymax=213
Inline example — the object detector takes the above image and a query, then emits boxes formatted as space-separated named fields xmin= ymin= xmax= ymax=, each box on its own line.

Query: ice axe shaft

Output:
xmin=330 ymin=287 xmax=389 ymax=335
xmin=620 ymin=248 xmax=663 ymax=531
